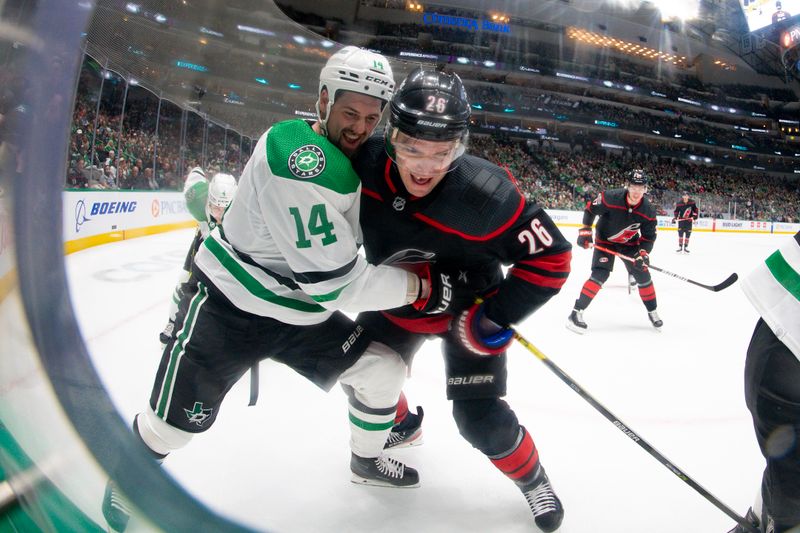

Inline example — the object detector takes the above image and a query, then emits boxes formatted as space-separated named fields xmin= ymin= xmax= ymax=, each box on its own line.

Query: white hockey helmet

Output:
xmin=315 ymin=46 xmax=395 ymax=134
xmin=207 ymin=173 xmax=237 ymax=209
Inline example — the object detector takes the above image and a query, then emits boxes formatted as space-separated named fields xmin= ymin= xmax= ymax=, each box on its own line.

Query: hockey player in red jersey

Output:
xmin=566 ymin=170 xmax=662 ymax=333
xmin=353 ymin=67 xmax=572 ymax=532
xmin=672 ymin=192 xmax=699 ymax=253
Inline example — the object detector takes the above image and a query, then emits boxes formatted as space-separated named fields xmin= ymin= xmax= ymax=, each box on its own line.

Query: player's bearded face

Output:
xmin=391 ymin=132 xmax=460 ymax=197
xmin=325 ymin=91 xmax=383 ymax=157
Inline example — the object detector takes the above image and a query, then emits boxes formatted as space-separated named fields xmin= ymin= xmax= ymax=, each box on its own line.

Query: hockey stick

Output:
xmin=593 ymin=244 xmax=738 ymax=292
xmin=512 ymin=330 xmax=760 ymax=533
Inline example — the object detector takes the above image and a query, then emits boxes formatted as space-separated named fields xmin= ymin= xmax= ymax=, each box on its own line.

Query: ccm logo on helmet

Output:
xmin=365 ymin=75 xmax=390 ymax=86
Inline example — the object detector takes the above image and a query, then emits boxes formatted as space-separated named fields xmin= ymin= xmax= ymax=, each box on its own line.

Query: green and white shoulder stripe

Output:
xmin=741 ymin=232 xmax=800 ymax=360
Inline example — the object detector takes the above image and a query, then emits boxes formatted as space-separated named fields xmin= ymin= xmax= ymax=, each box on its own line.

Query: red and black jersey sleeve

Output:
xmin=483 ymin=203 xmax=572 ymax=327
xmin=582 ymin=192 xmax=606 ymax=227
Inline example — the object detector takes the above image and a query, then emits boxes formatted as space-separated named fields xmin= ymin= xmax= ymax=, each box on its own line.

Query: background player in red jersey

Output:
xmin=353 ymin=67 xmax=572 ymax=532
xmin=567 ymin=170 xmax=662 ymax=333
xmin=672 ymin=191 xmax=699 ymax=253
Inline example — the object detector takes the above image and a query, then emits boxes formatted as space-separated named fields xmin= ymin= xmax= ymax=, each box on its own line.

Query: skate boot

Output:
xmin=521 ymin=467 xmax=564 ymax=533
xmin=566 ymin=308 xmax=587 ymax=334
xmin=726 ymin=507 xmax=761 ymax=533
xmin=384 ymin=406 xmax=424 ymax=449
xmin=102 ymin=479 xmax=131 ymax=532
xmin=676 ymin=246 xmax=684 ymax=253
xmin=683 ymin=247 xmax=690 ymax=253
xmin=648 ymin=310 xmax=663 ymax=329
xmin=351 ymin=453 xmax=420 ymax=488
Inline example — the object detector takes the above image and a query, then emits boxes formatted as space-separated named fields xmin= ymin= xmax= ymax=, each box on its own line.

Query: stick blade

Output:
xmin=712 ymin=273 xmax=738 ymax=292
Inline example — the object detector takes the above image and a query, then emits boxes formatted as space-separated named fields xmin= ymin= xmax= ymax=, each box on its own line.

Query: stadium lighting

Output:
xmin=125 ymin=2 xmax=140 ymax=13
xmin=649 ymin=0 xmax=699 ymax=21
xmin=320 ymin=40 xmax=335 ymax=48
xmin=293 ymin=35 xmax=308 ymax=45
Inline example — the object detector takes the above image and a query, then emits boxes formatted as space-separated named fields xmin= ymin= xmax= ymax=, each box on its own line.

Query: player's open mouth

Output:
xmin=411 ymin=174 xmax=433 ymax=185
xmin=342 ymin=132 xmax=361 ymax=145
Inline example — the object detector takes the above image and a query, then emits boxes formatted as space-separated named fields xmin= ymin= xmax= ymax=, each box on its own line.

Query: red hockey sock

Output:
xmin=490 ymin=427 xmax=540 ymax=484
xmin=394 ymin=391 xmax=409 ymax=424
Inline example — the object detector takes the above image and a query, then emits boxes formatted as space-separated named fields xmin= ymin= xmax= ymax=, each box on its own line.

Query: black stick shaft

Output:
xmin=592 ymin=244 xmax=737 ymax=292
xmin=513 ymin=332 xmax=758 ymax=533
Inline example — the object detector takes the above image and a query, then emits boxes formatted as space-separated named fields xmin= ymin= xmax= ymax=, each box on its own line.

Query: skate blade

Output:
xmin=565 ymin=321 xmax=586 ymax=335
xmin=350 ymin=474 xmax=420 ymax=488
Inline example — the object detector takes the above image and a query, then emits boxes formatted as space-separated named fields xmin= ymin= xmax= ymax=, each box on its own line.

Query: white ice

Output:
xmin=66 ymin=226 xmax=783 ymax=533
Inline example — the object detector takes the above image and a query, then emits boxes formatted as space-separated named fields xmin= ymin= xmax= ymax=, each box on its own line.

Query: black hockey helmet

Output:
xmin=628 ymin=169 xmax=647 ymax=186
xmin=388 ymin=67 xmax=471 ymax=142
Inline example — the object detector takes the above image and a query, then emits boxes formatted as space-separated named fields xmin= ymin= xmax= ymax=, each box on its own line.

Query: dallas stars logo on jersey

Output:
xmin=288 ymin=144 xmax=326 ymax=179
xmin=184 ymin=401 xmax=213 ymax=426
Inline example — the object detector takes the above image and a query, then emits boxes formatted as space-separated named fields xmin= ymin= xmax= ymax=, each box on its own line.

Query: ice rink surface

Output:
xmin=66 ymin=225 xmax=788 ymax=533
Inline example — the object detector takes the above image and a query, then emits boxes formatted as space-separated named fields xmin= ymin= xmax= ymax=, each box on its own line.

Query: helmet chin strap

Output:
xmin=315 ymin=97 xmax=329 ymax=136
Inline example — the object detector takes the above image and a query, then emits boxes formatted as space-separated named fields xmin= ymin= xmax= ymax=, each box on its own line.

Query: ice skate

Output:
xmin=683 ymin=247 xmax=690 ymax=254
xmin=648 ymin=310 xmax=663 ymax=329
xmin=384 ymin=406 xmax=424 ymax=449
xmin=521 ymin=467 xmax=564 ymax=533
xmin=102 ymin=479 xmax=131 ymax=532
xmin=726 ymin=507 xmax=761 ymax=533
xmin=566 ymin=308 xmax=587 ymax=334
xmin=676 ymin=246 xmax=684 ymax=253
xmin=351 ymin=453 xmax=419 ymax=488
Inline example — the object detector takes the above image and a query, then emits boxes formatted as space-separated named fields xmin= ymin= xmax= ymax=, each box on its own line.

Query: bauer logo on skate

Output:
xmin=342 ymin=324 xmax=365 ymax=354
xmin=447 ymin=375 xmax=494 ymax=386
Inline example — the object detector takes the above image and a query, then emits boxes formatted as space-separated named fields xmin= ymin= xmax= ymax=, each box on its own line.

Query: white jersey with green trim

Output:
xmin=741 ymin=231 xmax=800 ymax=361
xmin=193 ymin=119 xmax=410 ymax=325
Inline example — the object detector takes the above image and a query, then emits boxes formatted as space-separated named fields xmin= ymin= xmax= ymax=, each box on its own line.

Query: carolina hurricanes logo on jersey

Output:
xmin=681 ymin=208 xmax=691 ymax=219
xmin=592 ymin=194 xmax=602 ymax=206
xmin=608 ymin=223 xmax=641 ymax=243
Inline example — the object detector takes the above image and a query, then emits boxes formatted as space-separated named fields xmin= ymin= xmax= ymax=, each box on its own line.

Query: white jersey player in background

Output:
xmin=159 ymin=168 xmax=237 ymax=344
xmin=103 ymin=46 xmax=449 ymax=531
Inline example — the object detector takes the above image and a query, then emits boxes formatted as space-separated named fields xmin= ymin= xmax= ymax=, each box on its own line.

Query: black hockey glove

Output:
xmin=633 ymin=249 xmax=650 ymax=272
xmin=577 ymin=226 xmax=593 ymax=249
xmin=454 ymin=301 xmax=513 ymax=356
xmin=159 ymin=319 xmax=175 ymax=345
xmin=412 ymin=264 xmax=475 ymax=315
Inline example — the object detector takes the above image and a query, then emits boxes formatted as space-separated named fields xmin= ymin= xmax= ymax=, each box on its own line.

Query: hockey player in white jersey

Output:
xmin=159 ymin=169 xmax=237 ymax=344
xmin=104 ymin=47 xmax=450 ymax=531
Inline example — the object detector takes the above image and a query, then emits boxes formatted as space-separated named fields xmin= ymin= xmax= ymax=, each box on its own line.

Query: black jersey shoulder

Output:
xmin=421 ymin=154 xmax=526 ymax=239
xmin=352 ymin=134 xmax=387 ymax=191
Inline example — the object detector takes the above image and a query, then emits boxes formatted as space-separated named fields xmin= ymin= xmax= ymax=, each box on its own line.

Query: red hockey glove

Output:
xmin=411 ymin=263 xmax=475 ymax=315
xmin=454 ymin=302 xmax=514 ymax=356
xmin=633 ymin=249 xmax=650 ymax=272
xmin=576 ymin=226 xmax=593 ymax=249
